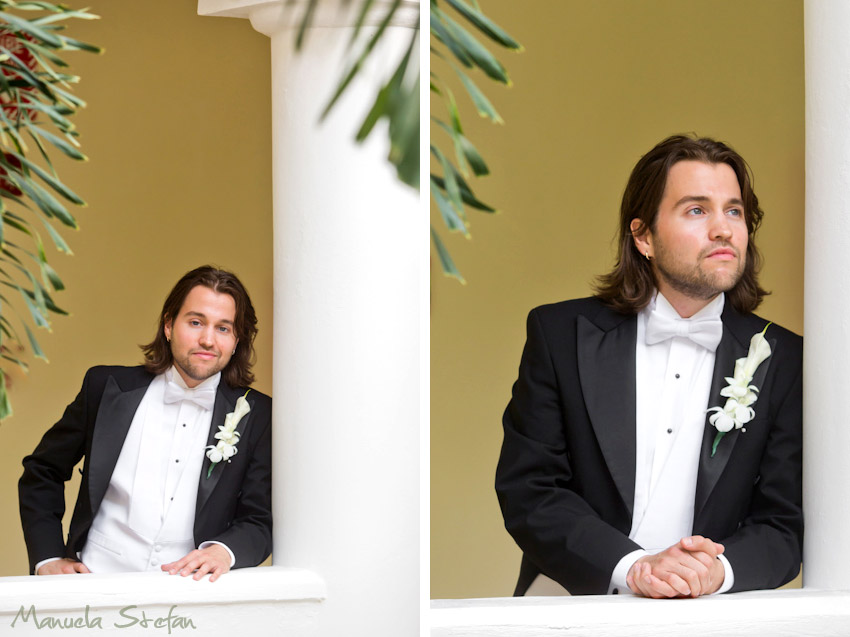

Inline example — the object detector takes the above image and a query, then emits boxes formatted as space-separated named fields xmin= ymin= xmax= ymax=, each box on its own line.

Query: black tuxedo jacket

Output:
xmin=495 ymin=297 xmax=802 ymax=596
xmin=19 ymin=365 xmax=272 ymax=574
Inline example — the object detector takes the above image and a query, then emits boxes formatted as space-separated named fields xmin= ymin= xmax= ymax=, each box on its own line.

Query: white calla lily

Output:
xmin=707 ymin=325 xmax=772 ymax=456
xmin=205 ymin=390 xmax=251 ymax=478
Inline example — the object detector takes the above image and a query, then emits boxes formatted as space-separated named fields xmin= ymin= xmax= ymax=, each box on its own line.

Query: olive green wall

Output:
xmin=431 ymin=1 xmax=804 ymax=598
xmin=1 ymin=1 xmax=272 ymax=576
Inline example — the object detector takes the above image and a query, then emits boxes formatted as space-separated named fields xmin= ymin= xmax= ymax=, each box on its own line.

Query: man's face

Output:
xmin=164 ymin=285 xmax=238 ymax=388
xmin=636 ymin=160 xmax=748 ymax=305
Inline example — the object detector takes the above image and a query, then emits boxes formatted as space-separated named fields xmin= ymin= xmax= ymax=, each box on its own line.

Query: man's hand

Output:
xmin=626 ymin=535 xmax=725 ymax=598
xmin=36 ymin=558 xmax=90 ymax=575
xmin=162 ymin=544 xmax=231 ymax=582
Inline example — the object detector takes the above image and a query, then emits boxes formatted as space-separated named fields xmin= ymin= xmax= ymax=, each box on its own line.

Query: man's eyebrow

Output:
xmin=183 ymin=311 xmax=234 ymax=325
xmin=674 ymin=195 xmax=745 ymax=207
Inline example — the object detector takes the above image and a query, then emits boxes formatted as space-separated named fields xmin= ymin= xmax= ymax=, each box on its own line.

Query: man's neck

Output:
xmin=656 ymin=286 xmax=720 ymax=319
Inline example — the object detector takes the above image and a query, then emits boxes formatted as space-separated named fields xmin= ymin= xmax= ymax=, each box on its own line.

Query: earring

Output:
xmin=645 ymin=251 xmax=651 ymax=260
xmin=232 ymin=349 xmax=236 ymax=355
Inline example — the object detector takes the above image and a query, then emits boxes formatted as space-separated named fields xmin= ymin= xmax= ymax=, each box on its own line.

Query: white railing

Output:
xmin=0 ymin=566 xmax=325 ymax=636
xmin=431 ymin=589 xmax=850 ymax=637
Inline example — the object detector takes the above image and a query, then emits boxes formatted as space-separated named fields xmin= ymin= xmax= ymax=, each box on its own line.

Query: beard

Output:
xmin=653 ymin=242 xmax=746 ymax=301
xmin=172 ymin=350 xmax=226 ymax=383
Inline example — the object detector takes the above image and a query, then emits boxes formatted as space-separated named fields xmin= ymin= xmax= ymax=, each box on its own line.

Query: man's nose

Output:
xmin=710 ymin=213 xmax=733 ymax=241
xmin=199 ymin=327 xmax=214 ymax=346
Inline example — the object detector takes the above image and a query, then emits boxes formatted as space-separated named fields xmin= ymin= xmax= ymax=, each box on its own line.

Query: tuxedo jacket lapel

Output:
xmin=694 ymin=308 xmax=775 ymax=520
xmin=88 ymin=374 xmax=151 ymax=515
xmin=196 ymin=383 xmax=240 ymax=515
xmin=577 ymin=310 xmax=637 ymax=517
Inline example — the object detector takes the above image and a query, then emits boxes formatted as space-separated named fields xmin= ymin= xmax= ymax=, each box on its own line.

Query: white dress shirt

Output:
xmin=37 ymin=366 xmax=234 ymax=573
xmin=608 ymin=291 xmax=733 ymax=594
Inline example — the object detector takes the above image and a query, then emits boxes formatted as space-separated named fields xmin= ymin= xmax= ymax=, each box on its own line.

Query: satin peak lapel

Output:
xmin=694 ymin=321 xmax=775 ymax=519
xmin=196 ymin=385 xmax=250 ymax=514
xmin=577 ymin=312 xmax=637 ymax=516
xmin=88 ymin=375 xmax=149 ymax=514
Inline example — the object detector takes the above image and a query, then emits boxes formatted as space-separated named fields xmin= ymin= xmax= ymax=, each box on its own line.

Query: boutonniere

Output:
xmin=707 ymin=324 xmax=772 ymax=457
xmin=205 ymin=390 xmax=251 ymax=478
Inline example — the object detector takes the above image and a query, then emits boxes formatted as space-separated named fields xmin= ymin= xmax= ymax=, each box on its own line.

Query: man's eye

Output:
xmin=687 ymin=207 xmax=704 ymax=215
xmin=218 ymin=326 xmax=230 ymax=333
xmin=727 ymin=208 xmax=743 ymax=217
xmin=190 ymin=320 xmax=202 ymax=326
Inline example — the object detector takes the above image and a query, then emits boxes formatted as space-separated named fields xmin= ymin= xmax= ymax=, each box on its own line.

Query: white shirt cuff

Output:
xmin=34 ymin=557 xmax=63 ymax=574
xmin=199 ymin=541 xmax=236 ymax=568
xmin=712 ymin=553 xmax=734 ymax=594
xmin=608 ymin=548 xmax=649 ymax=594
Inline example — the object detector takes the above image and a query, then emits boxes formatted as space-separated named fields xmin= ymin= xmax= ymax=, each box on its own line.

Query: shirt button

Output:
xmin=175 ymin=459 xmax=179 ymax=463
xmin=154 ymin=544 xmax=162 ymax=552
xmin=674 ymin=373 xmax=680 ymax=379
xmin=667 ymin=428 xmax=673 ymax=434
xmin=182 ymin=423 xmax=187 ymax=428
xmin=150 ymin=559 xmax=159 ymax=566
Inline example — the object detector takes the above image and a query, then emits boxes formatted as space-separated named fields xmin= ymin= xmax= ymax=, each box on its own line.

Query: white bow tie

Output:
xmin=163 ymin=379 xmax=216 ymax=411
xmin=645 ymin=310 xmax=723 ymax=352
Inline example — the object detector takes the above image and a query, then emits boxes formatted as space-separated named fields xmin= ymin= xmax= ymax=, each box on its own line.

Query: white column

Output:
xmin=199 ymin=2 xmax=419 ymax=635
xmin=804 ymin=0 xmax=850 ymax=590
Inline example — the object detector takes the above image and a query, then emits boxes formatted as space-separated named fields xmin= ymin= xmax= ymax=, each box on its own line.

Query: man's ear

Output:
xmin=630 ymin=218 xmax=653 ymax=259
xmin=164 ymin=317 xmax=172 ymax=341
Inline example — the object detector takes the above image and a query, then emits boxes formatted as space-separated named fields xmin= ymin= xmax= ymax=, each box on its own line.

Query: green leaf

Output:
xmin=320 ymin=0 xmax=403 ymax=121
xmin=355 ymin=72 xmax=392 ymax=143
xmin=20 ymin=38 xmax=69 ymax=68
xmin=389 ymin=86 xmax=418 ymax=188
xmin=430 ymin=226 xmax=465 ymax=284
xmin=55 ymin=35 xmax=102 ymax=54
xmin=13 ymin=152 xmax=85 ymax=204
xmin=431 ymin=144 xmax=465 ymax=223
xmin=10 ymin=172 xmax=78 ymax=228
xmin=50 ymin=83 xmax=86 ymax=109
xmin=441 ymin=11 xmax=509 ymax=83
xmin=32 ymin=9 xmax=101 ymax=25
xmin=41 ymin=217 xmax=72 ymax=254
xmin=444 ymin=0 xmax=522 ymax=50
xmin=431 ymin=174 xmax=496 ymax=212
xmin=40 ymin=260 xmax=63 ymax=291
xmin=430 ymin=177 xmax=467 ymax=235
xmin=0 ymin=11 xmax=63 ymax=47
xmin=294 ymin=0 xmax=318 ymax=51
xmin=18 ymin=97 xmax=74 ymax=130
xmin=0 ymin=372 xmax=11 ymax=420
xmin=23 ymin=322 xmax=46 ymax=360
xmin=432 ymin=118 xmax=488 ymax=177
xmin=348 ymin=0 xmax=377 ymax=47
xmin=451 ymin=63 xmax=503 ymax=123
xmin=28 ymin=125 xmax=86 ymax=161
xmin=430 ymin=8 xmax=473 ymax=67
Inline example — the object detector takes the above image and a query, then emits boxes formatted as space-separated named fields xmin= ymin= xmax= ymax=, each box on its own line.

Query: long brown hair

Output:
xmin=595 ymin=134 xmax=768 ymax=314
xmin=140 ymin=265 xmax=259 ymax=387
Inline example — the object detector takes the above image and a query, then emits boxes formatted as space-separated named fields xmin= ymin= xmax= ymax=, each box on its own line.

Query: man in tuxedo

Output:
xmin=19 ymin=265 xmax=271 ymax=582
xmin=496 ymin=135 xmax=802 ymax=598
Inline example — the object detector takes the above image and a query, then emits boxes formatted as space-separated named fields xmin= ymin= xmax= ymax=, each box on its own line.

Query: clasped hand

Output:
xmin=626 ymin=535 xmax=725 ymax=598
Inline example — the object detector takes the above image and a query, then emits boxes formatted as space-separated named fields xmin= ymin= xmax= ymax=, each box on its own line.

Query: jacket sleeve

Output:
xmin=495 ymin=308 xmax=640 ymax=595
xmin=19 ymin=369 xmax=93 ymax=574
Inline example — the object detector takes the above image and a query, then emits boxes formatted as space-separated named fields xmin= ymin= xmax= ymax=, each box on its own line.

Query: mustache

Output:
xmin=700 ymin=243 xmax=741 ymax=258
